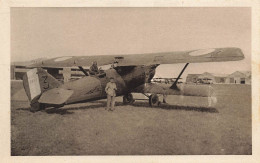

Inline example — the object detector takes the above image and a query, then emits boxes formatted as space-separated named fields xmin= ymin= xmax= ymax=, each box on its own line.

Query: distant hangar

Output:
xmin=186 ymin=71 xmax=251 ymax=84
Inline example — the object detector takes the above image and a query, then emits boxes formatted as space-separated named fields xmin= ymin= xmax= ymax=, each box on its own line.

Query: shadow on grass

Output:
xmin=15 ymin=107 xmax=75 ymax=115
xmin=45 ymin=103 xmax=107 ymax=115
xmin=15 ymin=102 xmax=106 ymax=115
xmin=45 ymin=108 xmax=74 ymax=115
xmin=16 ymin=107 xmax=30 ymax=111
xmin=132 ymin=102 xmax=219 ymax=113
xmin=16 ymin=100 xmax=218 ymax=115
xmin=65 ymin=101 xmax=219 ymax=113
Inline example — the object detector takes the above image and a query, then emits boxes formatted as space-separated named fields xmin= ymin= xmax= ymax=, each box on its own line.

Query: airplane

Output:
xmin=22 ymin=47 xmax=244 ymax=112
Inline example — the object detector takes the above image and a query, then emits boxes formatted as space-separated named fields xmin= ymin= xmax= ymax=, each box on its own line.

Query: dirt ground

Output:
xmin=11 ymin=81 xmax=251 ymax=155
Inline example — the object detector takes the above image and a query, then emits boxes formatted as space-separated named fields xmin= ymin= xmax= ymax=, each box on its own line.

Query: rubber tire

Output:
xmin=149 ymin=94 xmax=159 ymax=107
xmin=123 ymin=93 xmax=135 ymax=105
xmin=30 ymin=102 xmax=45 ymax=112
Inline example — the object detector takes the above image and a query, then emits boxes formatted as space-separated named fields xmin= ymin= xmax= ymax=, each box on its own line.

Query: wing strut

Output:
xmin=170 ymin=63 xmax=189 ymax=89
xmin=78 ymin=66 xmax=89 ymax=76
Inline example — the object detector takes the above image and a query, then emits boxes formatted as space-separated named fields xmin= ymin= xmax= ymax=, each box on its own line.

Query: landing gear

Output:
xmin=123 ymin=93 xmax=135 ymax=105
xmin=123 ymin=93 xmax=160 ymax=107
xmin=30 ymin=102 xmax=45 ymax=112
xmin=149 ymin=94 xmax=160 ymax=107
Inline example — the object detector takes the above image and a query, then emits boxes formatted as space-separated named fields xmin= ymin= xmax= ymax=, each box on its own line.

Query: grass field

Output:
xmin=11 ymin=81 xmax=251 ymax=155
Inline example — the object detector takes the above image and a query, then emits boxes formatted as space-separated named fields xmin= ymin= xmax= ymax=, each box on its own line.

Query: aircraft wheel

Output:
xmin=123 ymin=93 xmax=135 ymax=105
xmin=149 ymin=94 xmax=159 ymax=107
xmin=30 ymin=102 xmax=45 ymax=112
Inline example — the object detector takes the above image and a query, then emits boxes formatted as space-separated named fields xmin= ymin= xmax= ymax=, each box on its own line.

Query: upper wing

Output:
xmin=28 ymin=47 xmax=244 ymax=68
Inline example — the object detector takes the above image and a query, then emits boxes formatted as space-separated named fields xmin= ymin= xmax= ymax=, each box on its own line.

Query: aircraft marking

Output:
xmin=54 ymin=56 xmax=72 ymax=62
xmin=42 ymin=75 xmax=49 ymax=90
xmin=85 ymin=86 xmax=100 ymax=95
xmin=189 ymin=49 xmax=216 ymax=56
xmin=27 ymin=68 xmax=41 ymax=100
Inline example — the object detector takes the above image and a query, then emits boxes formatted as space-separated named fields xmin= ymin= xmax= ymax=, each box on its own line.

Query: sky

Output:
xmin=11 ymin=7 xmax=251 ymax=79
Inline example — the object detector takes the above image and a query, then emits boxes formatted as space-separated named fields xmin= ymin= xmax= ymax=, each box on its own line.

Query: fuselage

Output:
xmin=61 ymin=65 xmax=157 ymax=104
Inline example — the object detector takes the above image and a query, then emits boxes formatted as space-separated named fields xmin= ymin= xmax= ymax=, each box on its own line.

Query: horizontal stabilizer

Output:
xmin=38 ymin=88 xmax=73 ymax=105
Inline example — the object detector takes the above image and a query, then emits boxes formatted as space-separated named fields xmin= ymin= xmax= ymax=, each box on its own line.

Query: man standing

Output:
xmin=105 ymin=77 xmax=117 ymax=111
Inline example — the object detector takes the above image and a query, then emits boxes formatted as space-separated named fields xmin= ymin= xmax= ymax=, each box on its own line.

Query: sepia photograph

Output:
xmin=10 ymin=7 xmax=252 ymax=156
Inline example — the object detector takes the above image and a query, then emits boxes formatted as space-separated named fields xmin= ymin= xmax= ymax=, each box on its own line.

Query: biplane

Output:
xmin=22 ymin=47 xmax=244 ymax=112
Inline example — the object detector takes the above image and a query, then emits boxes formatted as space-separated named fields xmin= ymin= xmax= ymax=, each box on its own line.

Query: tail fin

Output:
xmin=23 ymin=68 xmax=61 ymax=102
